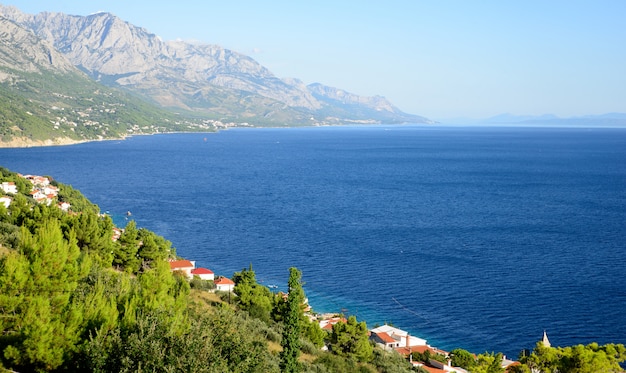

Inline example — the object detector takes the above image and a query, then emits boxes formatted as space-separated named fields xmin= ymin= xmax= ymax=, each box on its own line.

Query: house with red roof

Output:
xmin=395 ymin=344 xmax=447 ymax=358
xmin=214 ymin=277 xmax=235 ymax=292
xmin=191 ymin=267 xmax=215 ymax=281
xmin=319 ymin=316 xmax=347 ymax=331
xmin=370 ymin=325 xmax=427 ymax=351
xmin=410 ymin=362 xmax=448 ymax=373
xmin=169 ymin=259 xmax=196 ymax=278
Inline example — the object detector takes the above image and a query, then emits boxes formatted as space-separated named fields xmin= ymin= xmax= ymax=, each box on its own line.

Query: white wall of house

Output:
xmin=0 ymin=196 xmax=12 ymax=208
xmin=370 ymin=325 xmax=427 ymax=347
xmin=216 ymin=283 xmax=233 ymax=292
xmin=0 ymin=182 xmax=17 ymax=194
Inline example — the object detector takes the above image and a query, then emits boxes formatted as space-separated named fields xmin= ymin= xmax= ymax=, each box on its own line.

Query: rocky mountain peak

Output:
xmin=0 ymin=5 xmax=431 ymax=124
xmin=0 ymin=15 xmax=75 ymax=75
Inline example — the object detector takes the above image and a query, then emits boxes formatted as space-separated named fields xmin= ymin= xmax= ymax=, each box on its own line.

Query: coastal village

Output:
xmin=2 ymin=173 xmax=526 ymax=372
xmin=169 ymin=256 xmax=523 ymax=372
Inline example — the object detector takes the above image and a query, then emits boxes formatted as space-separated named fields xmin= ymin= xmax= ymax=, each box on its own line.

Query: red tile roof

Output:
xmin=418 ymin=366 xmax=446 ymax=373
xmin=169 ymin=260 xmax=194 ymax=270
xmin=191 ymin=267 xmax=214 ymax=275
xmin=395 ymin=345 xmax=438 ymax=357
xmin=215 ymin=277 xmax=234 ymax=285
xmin=374 ymin=331 xmax=397 ymax=344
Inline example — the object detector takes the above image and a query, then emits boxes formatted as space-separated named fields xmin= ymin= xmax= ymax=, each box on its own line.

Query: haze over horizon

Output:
xmin=7 ymin=0 xmax=626 ymax=120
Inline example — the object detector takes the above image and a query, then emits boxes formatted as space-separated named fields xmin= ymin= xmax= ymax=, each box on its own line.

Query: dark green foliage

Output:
xmin=0 ymin=171 xmax=196 ymax=372
xmin=474 ymin=352 xmax=505 ymax=373
xmin=280 ymin=267 xmax=305 ymax=373
xmin=136 ymin=228 xmax=174 ymax=266
xmin=233 ymin=264 xmax=275 ymax=323
xmin=369 ymin=348 xmax=414 ymax=373
xmin=77 ymin=309 xmax=280 ymax=373
xmin=330 ymin=315 xmax=373 ymax=363
xmin=189 ymin=276 xmax=216 ymax=291
xmin=305 ymin=319 xmax=327 ymax=348
xmin=450 ymin=348 xmax=476 ymax=369
xmin=113 ymin=220 xmax=140 ymax=273
xmin=0 ymin=219 xmax=89 ymax=371
xmin=411 ymin=349 xmax=447 ymax=365
xmin=307 ymin=353 xmax=376 ymax=373
xmin=518 ymin=341 xmax=626 ymax=373
xmin=0 ymin=221 xmax=19 ymax=249
xmin=63 ymin=212 xmax=114 ymax=267
xmin=57 ymin=183 xmax=99 ymax=214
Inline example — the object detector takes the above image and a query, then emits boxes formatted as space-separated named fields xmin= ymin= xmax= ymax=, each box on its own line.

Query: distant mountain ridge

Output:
xmin=440 ymin=113 xmax=626 ymax=127
xmin=0 ymin=5 xmax=431 ymax=125
xmin=482 ymin=113 xmax=626 ymax=127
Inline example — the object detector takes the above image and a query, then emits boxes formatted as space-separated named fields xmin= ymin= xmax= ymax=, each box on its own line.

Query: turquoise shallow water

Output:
xmin=2 ymin=125 xmax=625 ymax=357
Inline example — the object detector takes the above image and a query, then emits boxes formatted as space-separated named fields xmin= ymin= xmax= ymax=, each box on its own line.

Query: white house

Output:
xmin=42 ymin=185 xmax=59 ymax=197
xmin=191 ymin=267 xmax=215 ymax=281
xmin=0 ymin=196 xmax=12 ymax=208
xmin=58 ymin=201 xmax=71 ymax=212
xmin=214 ymin=277 xmax=235 ymax=292
xmin=370 ymin=325 xmax=427 ymax=350
xmin=0 ymin=181 xmax=17 ymax=194
xmin=24 ymin=175 xmax=50 ymax=187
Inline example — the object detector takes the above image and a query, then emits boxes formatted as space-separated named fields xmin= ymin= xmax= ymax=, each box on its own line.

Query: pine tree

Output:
xmin=330 ymin=315 xmax=373 ymax=362
xmin=0 ymin=219 xmax=91 ymax=371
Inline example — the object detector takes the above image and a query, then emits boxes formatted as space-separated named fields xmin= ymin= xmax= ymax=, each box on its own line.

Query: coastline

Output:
xmin=0 ymin=129 xmax=223 ymax=149
xmin=0 ymin=135 xmax=127 ymax=149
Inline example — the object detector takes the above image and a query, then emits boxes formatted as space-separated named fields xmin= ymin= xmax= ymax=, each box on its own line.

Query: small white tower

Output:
xmin=542 ymin=330 xmax=551 ymax=347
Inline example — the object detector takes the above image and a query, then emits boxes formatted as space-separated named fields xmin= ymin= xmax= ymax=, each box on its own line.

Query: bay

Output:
xmin=1 ymin=125 xmax=625 ymax=357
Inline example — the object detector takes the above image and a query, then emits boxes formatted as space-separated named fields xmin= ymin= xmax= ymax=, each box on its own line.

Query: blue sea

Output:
xmin=1 ymin=125 xmax=625 ymax=358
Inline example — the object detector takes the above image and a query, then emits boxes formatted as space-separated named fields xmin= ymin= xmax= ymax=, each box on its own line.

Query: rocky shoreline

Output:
xmin=0 ymin=135 xmax=132 ymax=148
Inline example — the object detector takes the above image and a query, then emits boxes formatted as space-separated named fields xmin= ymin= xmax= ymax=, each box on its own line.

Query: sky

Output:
xmin=6 ymin=1 xmax=626 ymax=120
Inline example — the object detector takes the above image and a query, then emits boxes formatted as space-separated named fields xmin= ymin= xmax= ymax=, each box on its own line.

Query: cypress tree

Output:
xmin=280 ymin=267 xmax=304 ymax=373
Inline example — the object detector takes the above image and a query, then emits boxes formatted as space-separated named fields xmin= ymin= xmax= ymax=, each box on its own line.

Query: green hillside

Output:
xmin=0 ymin=68 xmax=216 ymax=145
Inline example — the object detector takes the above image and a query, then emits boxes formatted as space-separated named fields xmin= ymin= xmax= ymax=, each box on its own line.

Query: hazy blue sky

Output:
xmin=7 ymin=1 xmax=626 ymax=120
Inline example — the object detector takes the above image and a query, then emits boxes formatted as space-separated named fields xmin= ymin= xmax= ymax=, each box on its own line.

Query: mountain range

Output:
xmin=440 ymin=113 xmax=626 ymax=127
xmin=0 ymin=4 xmax=430 ymax=140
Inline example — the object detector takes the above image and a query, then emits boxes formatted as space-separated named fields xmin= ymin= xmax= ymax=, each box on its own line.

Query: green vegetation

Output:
xmin=280 ymin=267 xmax=305 ymax=373
xmin=1 ymin=166 xmax=624 ymax=373
xmin=512 ymin=342 xmax=626 ymax=373
xmin=0 ymin=68 xmax=217 ymax=145
xmin=330 ymin=315 xmax=374 ymax=363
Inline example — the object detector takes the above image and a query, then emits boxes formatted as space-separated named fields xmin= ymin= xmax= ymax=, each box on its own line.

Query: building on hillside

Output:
xmin=394 ymin=344 xmax=447 ymax=358
xmin=214 ymin=277 xmax=235 ymax=292
xmin=0 ymin=196 xmax=12 ymax=208
xmin=112 ymin=227 xmax=122 ymax=242
xmin=319 ymin=316 xmax=347 ymax=331
xmin=0 ymin=181 xmax=17 ymax=194
xmin=169 ymin=259 xmax=196 ymax=278
xmin=24 ymin=175 xmax=50 ymax=187
xmin=370 ymin=325 xmax=427 ymax=350
xmin=58 ymin=201 xmax=71 ymax=212
xmin=190 ymin=267 xmax=215 ymax=281
xmin=426 ymin=359 xmax=469 ymax=373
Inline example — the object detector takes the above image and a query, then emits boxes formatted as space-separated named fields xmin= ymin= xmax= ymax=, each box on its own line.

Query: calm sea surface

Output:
xmin=1 ymin=125 xmax=625 ymax=357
